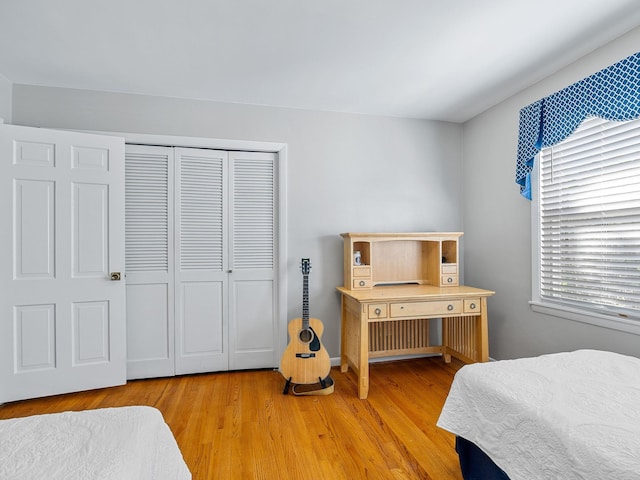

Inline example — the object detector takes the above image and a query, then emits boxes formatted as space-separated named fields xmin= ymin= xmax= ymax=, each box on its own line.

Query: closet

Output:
xmin=125 ymin=144 xmax=279 ymax=379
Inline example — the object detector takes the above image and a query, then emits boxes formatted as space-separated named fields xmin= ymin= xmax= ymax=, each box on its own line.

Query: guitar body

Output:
xmin=280 ymin=316 xmax=331 ymax=385
xmin=280 ymin=259 xmax=331 ymax=385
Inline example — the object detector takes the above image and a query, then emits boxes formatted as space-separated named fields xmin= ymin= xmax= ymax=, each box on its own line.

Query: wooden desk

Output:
xmin=337 ymin=284 xmax=495 ymax=399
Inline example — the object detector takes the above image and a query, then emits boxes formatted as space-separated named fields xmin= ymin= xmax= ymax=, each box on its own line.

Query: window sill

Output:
xmin=529 ymin=301 xmax=640 ymax=336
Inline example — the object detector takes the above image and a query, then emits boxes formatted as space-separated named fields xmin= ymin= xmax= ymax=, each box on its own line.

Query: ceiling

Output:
xmin=1 ymin=0 xmax=639 ymax=123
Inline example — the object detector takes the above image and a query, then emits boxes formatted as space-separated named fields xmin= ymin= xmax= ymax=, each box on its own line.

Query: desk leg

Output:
xmin=442 ymin=317 xmax=452 ymax=363
xmin=477 ymin=297 xmax=489 ymax=362
xmin=358 ymin=314 xmax=369 ymax=399
xmin=340 ymin=295 xmax=349 ymax=373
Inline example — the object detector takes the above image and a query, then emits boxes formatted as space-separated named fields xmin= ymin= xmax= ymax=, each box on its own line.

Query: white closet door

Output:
xmin=174 ymin=148 xmax=229 ymax=374
xmin=125 ymin=144 xmax=280 ymax=378
xmin=124 ymin=145 xmax=175 ymax=379
xmin=229 ymin=151 xmax=278 ymax=369
xmin=0 ymin=125 xmax=126 ymax=403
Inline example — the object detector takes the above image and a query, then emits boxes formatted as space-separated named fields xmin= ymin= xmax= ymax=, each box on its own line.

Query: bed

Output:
xmin=0 ymin=405 xmax=191 ymax=480
xmin=437 ymin=349 xmax=640 ymax=480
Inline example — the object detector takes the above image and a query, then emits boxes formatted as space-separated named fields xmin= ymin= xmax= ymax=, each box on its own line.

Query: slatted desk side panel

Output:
xmin=442 ymin=315 xmax=480 ymax=363
xmin=368 ymin=319 xmax=442 ymax=358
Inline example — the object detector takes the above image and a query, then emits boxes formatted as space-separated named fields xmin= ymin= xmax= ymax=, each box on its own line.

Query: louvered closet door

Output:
xmin=228 ymin=151 xmax=278 ymax=369
xmin=175 ymin=148 xmax=229 ymax=374
xmin=124 ymin=145 xmax=174 ymax=379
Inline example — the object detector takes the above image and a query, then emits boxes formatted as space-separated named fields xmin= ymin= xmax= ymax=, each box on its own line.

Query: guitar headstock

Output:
xmin=300 ymin=258 xmax=311 ymax=275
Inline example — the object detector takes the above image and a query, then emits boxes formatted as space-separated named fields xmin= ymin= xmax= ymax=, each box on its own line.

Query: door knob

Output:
xmin=110 ymin=272 xmax=122 ymax=281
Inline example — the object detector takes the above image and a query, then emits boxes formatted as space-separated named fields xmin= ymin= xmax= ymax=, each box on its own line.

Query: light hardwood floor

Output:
xmin=0 ymin=357 xmax=465 ymax=480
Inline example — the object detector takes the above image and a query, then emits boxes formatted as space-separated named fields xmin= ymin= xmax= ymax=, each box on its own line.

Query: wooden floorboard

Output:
xmin=0 ymin=356 xmax=465 ymax=480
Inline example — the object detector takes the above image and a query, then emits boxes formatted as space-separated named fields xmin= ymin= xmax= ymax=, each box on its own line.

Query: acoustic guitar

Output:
xmin=280 ymin=259 xmax=331 ymax=387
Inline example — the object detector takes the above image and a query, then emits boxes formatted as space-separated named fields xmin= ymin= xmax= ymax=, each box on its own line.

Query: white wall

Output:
xmin=0 ymin=73 xmax=11 ymax=122
xmin=463 ymin=27 xmax=640 ymax=360
xmin=10 ymin=29 xmax=640 ymax=365
xmin=12 ymin=86 xmax=464 ymax=359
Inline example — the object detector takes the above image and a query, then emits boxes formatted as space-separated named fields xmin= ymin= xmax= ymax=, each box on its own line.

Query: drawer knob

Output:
xmin=359 ymin=280 xmax=366 ymax=286
xmin=374 ymin=308 xmax=381 ymax=315
xmin=447 ymin=304 xmax=454 ymax=311
xmin=447 ymin=277 xmax=453 ymax=283
xmin=470 ymin=303 xmax=476 ymax=310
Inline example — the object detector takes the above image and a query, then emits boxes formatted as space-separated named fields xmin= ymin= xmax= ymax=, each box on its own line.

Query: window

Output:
xmin=531 ymin=116 xmax=640 ymax=334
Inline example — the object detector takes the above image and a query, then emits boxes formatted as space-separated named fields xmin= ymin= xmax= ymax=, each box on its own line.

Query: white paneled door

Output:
xmin=0 ymin=125 xmax=126 ymax=403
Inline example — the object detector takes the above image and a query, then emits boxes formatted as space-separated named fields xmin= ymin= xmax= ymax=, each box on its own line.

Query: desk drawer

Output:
xmin=367 ymin=304 xmax=388 ymax=319
xmin=442 ymin=264 xmax=457 ymax=274
xmin=441 ymin=275 xmax=459 ymax=286
xmin=353 ymin=266 xmax=371 ymax=277
xmin=464 ymin=298 xmax=481 ymax=313
xmin=390 ymin=300 xmax=462 ymax=317
xmin=353 ymin=278 xmax=372 ymax=289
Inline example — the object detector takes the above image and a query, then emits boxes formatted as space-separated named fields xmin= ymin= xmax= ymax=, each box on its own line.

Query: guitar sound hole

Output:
xmin=298 ymin=329 xmax=313 ymax=343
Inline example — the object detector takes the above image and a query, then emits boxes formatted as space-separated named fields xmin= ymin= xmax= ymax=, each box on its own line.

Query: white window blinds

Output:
xmin=538 ymin=116 xmax=640 ymax=319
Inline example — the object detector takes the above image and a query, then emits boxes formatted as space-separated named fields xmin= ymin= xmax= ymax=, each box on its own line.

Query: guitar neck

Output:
xmin=302 ymin=273 xmax=310 ymax=329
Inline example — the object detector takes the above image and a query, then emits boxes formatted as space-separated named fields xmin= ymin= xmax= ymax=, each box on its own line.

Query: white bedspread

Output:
xmin=0 ymin=406 xmax=191 ymax=480
xmin=437 ymin=350 xmax=640 ymax=480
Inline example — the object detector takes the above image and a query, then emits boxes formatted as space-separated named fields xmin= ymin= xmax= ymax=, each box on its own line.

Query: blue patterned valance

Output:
xmin=516 ymin=52 xmax=640 ymax=199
